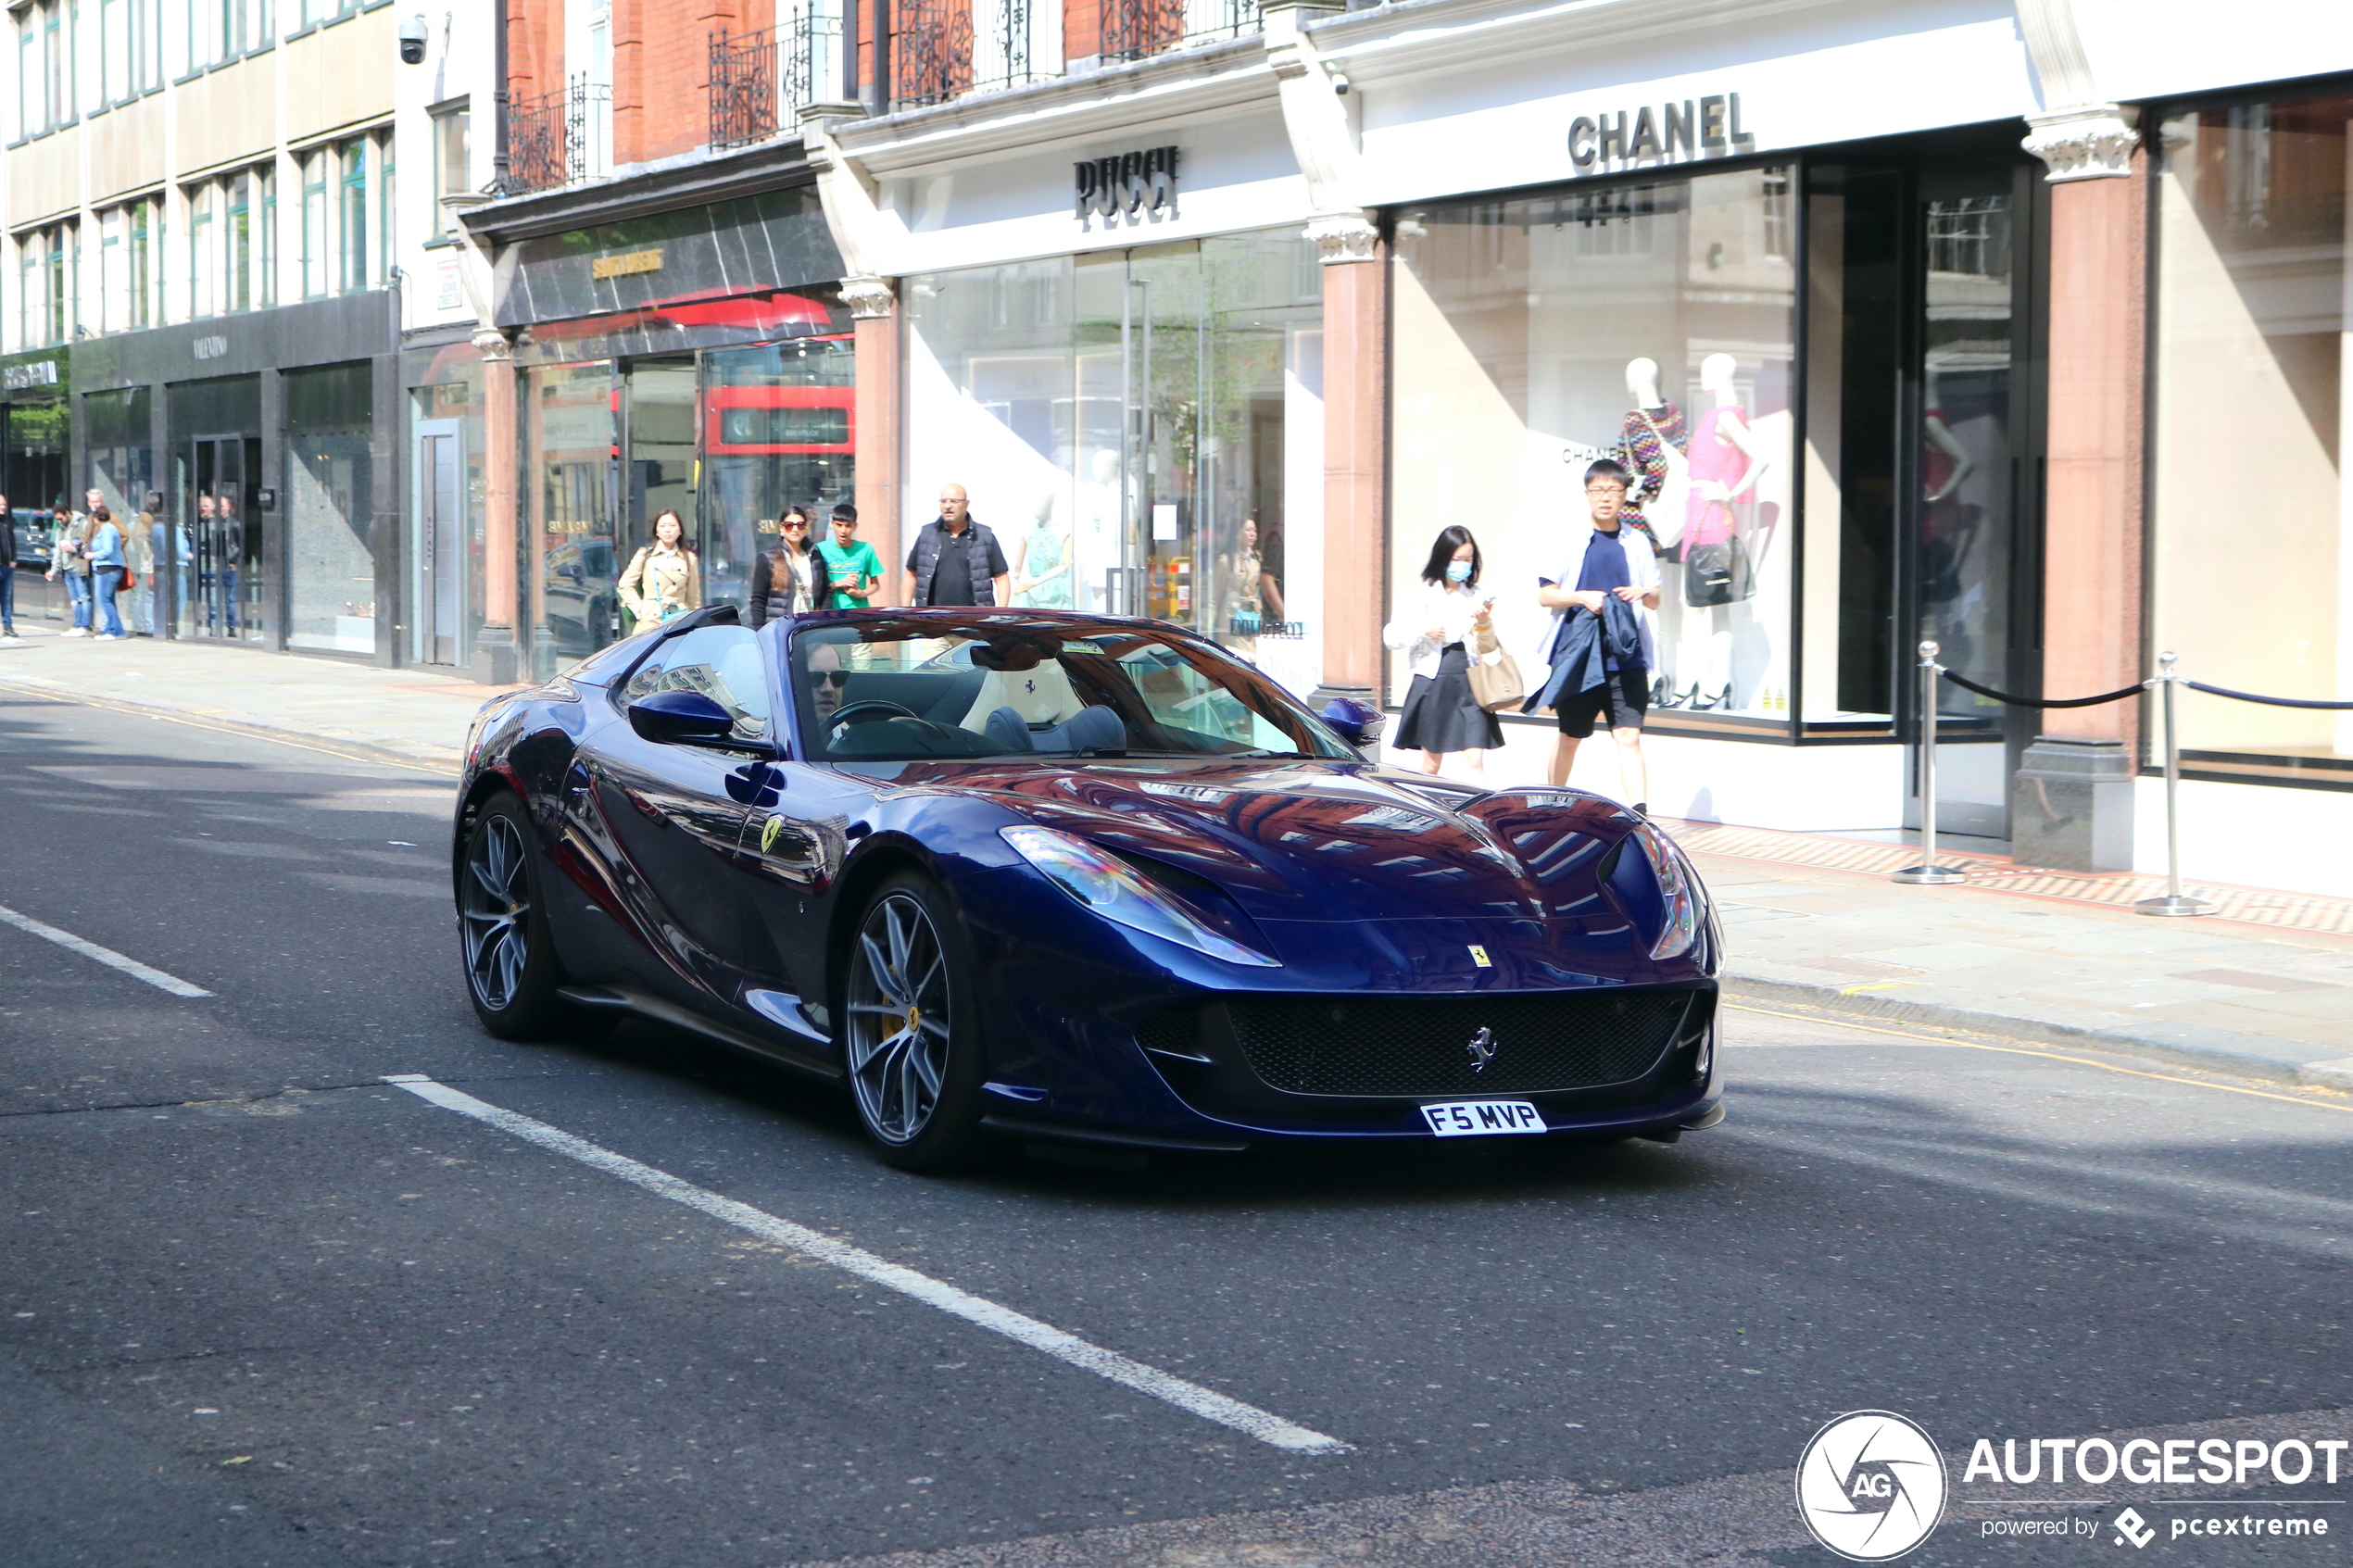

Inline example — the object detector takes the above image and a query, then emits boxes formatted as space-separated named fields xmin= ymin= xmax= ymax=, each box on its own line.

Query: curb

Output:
xmin=0 ymin=675 xmax=466 ymax=777
xmin=1720 ymin=971 xmax=2338 ymax=1087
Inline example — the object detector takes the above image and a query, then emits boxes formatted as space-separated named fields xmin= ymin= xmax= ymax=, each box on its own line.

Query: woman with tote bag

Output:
xmin=1382 ymin=526 xmax=1509 ymax=783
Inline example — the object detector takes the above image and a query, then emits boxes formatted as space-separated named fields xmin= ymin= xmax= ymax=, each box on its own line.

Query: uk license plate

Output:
xmin=1419 ymin=1100 xmax=1545 ymax=1137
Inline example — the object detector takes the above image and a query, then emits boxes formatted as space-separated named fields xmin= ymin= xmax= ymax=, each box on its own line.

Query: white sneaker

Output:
xmin=96 ymin=632 xmax=128 ymax=641
xmin=62 ymin=626 xmax=89 ymax=637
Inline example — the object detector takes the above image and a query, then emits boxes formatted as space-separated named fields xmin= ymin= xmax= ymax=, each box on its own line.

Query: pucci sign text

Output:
xmin=1076 ymin=146 xmax=1180 ymax=227
xmin=1570 ymin=93 xmax=1756 ymax=172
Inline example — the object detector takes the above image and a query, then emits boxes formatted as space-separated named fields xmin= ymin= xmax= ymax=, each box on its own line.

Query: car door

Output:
xmin=729 ymin=622 xmax=871 ymax=1032
xmin=581 ymin=623 xmax=774 ymax=1005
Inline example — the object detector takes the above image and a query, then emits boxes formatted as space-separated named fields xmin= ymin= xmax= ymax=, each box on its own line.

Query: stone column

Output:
xmin=2013 ymin=108 xmax=2144 ymax=870
xmin=473 ymin=328 xmax=522 ymax=685
xmin=844 ymin=276 xmax=901 ymax=605
xmin=1308 ymin=212 xmax=1384 ymax=711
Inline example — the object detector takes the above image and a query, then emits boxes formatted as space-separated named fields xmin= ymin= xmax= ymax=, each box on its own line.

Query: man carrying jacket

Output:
xmin=905 ymin=484 xmax=1009 ymax=608
xmin=1536 ymin=458 xmax=1660 ymax=808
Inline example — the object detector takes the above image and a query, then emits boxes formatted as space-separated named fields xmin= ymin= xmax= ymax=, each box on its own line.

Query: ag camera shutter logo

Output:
xmin=1795 ymin=1411 xmax=1948 ymax=1561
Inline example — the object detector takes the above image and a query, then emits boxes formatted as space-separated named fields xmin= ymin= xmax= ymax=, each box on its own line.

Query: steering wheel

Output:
xmin=825 ymin=699 xmax=919 ymax=736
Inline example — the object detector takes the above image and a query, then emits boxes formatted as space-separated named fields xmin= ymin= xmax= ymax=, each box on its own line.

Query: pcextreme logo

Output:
xmin=1795 ymin=1411 xmax=1949 ymax=1562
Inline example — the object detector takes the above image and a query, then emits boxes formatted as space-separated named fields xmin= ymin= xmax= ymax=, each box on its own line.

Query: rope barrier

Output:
xmin=2183 ymin=681 xmax=2353 ymax=711
xmin=1939 ymin=670 xmax=2145 ymax=709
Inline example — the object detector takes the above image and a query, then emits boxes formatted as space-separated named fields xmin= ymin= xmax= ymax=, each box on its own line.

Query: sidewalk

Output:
xmin=0 ymin=623 xmax=505 ymax=772
xmin=5 ymin=627 xmax=2349 ymax=1090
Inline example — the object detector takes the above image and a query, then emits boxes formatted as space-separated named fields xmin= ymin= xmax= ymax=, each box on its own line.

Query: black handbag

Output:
xmin=1683 ymin=535 xmax=1754 ymax=608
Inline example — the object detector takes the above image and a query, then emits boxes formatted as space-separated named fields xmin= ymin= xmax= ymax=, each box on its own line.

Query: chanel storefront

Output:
xmin=1316 ymin=5 xmax=2068 ymax=844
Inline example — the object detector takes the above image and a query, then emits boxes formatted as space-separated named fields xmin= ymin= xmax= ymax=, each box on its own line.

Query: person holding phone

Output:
xmin=1382 ymin=525 xmax=1503 ymax=782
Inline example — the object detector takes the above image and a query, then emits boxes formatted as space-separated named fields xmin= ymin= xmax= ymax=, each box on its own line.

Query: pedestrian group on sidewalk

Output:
xmin=3 ymin=471 xmax=1665 ymax=809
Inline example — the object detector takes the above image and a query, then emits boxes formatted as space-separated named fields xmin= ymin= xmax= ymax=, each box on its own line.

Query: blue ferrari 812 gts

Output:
xmin=451 ymin=606 xmax=1723 ymax=1171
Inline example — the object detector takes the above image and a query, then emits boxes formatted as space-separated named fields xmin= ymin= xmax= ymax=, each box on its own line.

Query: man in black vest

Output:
xmin=906 ymin=484 xmax=1009 ymax=608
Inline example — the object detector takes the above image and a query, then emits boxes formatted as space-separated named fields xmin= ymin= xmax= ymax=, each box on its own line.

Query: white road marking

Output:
xmin=0 ymin=903 xmax=212 ymax=997
xmin=383 ymin=1074 xmax=1352 ymax=1455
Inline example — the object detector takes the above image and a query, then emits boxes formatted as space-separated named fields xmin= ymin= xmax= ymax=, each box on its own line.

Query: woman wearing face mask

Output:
xmin=1381 ymin=525 xmax=1503 ymax=781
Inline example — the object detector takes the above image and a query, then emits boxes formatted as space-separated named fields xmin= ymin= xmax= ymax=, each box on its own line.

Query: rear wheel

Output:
xmin=459 ymin=792 xmax=581 ymax=1041
xmin=842 ymin=873 xmax=987 ymax=1173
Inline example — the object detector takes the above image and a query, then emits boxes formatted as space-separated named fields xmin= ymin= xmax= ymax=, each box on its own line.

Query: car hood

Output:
xmin=898 ymin=758 xmax=1641 ymax=926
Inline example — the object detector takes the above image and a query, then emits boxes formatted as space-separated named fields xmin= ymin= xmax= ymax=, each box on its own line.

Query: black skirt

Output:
xmin=1394 ymin=643 xmax=1504 ymax=755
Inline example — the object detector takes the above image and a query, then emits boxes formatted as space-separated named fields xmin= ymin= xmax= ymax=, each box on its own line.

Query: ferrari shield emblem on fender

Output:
xmin=761 ymin=815 xmax=786 ymax=854
xmin=1467 ymin=944 xmax=1491 ymax=968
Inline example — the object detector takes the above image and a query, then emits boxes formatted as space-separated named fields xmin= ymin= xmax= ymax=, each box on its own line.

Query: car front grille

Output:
xmin=1143 ymin=987 xmax=1703 ymax=1098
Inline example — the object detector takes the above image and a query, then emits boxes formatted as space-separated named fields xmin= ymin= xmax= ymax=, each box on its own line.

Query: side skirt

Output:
xmin=558 ymin=983 xmax=844 ymax=1084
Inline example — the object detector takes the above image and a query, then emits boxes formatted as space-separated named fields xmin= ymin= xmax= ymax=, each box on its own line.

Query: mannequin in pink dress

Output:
xmin=1678 ymin=354 xmax=1771 ymax=710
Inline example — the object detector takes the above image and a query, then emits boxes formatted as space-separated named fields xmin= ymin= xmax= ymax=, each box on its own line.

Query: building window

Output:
xmin=188 ymin=182 xmax=216 ymax=318
xmin=129 ymin=198 xmax=152 ymax=327
xmin=45 ymin=222 xmax=76 ymax=345
xmin=299 ymin=148 xmax=328 ymax=296
xmin=226 ymin=171 xmax=252 ymax=312
xmin=431 ymin=100 xmax=470 ymax=229
xmin=45 ymin=0 xmax=69 ymax=127
xmin=98 ymin=207 xmax=121 ymax=332
xmin=18 ymin=0 xmax=77 ymax=136
xmin=141 ymin=0 xmax=163 ymax=88
xmin=2152 ymin=93 xmax=2353 ymax=787
xmin=101 ymin=0 xmax=126 ymax=102
xmin=337 ymin=135 xmax=368 ymax=294
xmin=376 ymin=132 xmax=396 ymax=284
xmin=258 ymin=163 xmax=276 ymax=307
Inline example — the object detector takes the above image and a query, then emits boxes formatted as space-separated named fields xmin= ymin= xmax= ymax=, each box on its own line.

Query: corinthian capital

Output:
xmin=1304 ymin=212 xmax=1378 ymax=266
xmin=839 ymin=276 xmax=897 ymax=320
xmin=2022 ymin=106 xmax=2140 ymax=182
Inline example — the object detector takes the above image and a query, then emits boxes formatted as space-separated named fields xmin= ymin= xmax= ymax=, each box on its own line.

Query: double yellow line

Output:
xmin=1727 ymin=999 xmax=2353 ymax=1116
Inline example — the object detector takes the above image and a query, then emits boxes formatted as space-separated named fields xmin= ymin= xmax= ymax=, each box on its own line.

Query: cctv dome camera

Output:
xmin=398 ymin=14 xmax=427 ymax=65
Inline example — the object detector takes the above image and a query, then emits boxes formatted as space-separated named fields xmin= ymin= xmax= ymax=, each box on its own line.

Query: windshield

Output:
xmin=791 ymin=618 xmax=1357 ymax=763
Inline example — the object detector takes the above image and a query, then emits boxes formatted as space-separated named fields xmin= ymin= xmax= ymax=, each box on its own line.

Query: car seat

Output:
xmin=981 ymin=703 xmax=1127 ymax=755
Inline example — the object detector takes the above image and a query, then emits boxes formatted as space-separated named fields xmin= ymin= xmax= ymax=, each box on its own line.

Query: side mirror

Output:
xmin=628 ymin=689 xmax=736 ymax=746
xmin=1318 ymin=696 xmax=1387 ymax=747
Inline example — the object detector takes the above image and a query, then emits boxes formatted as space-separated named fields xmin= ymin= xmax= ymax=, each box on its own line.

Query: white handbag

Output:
xmin=1633 ymin=409 xmax=1691 ymax=551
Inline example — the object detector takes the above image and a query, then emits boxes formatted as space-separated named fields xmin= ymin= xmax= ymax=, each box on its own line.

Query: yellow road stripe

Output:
xmin=1725 ymin=1000 xmax=2353 ymax=1115
xmin=0 ymin=679 xmax=461 ymax=778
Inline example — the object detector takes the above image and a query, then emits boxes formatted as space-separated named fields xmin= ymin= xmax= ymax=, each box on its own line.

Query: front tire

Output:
xmin=842 ymin=873 xmax=987 ymax=1173
xmin=459 ymin=792 xmax=574 ymax=1040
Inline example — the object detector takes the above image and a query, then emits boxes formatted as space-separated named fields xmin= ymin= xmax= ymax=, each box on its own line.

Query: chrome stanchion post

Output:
xmin=1894 ymin=639 xmax=1966 ymax=885
xmin=2136 ymin=650 xmax=2216 ymax=917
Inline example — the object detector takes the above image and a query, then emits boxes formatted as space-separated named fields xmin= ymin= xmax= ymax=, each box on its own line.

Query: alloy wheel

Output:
xmin=461 ymin=811 xmax=531 ymax=1011
xmin=846 ymin=892 xmax=952 ymax=1145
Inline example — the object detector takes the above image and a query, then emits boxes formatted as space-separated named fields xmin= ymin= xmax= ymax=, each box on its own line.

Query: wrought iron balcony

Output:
xmin=1101 ymin=0 xmax=1260 ymax=64
xmin=507 ymin=75 xmax=613 ymax=194
xmin=893 ymin=0 xmax=1061 ymax=111
xmin=711 ymin=1 xmax=846 ymax=152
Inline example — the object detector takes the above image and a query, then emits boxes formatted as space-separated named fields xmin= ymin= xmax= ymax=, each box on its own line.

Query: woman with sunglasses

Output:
xmin=748 ymin=505 xmax=834 ymax=629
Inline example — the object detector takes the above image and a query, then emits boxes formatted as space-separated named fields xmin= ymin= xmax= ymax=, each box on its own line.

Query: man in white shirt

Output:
xmin=1537 ymin=460 xmax=1661 ymax=808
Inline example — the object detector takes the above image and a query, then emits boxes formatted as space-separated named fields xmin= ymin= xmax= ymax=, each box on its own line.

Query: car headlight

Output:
xmin=1629 ymin=820 xmax=1704 ymax=960
xmin=1000 ymin=826 xmax=1279 ymax=968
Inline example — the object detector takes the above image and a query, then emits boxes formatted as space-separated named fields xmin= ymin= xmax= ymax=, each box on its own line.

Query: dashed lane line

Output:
xmin=0 ymin=902 xmax=212 ymax=997
xmin=382 ymin=1073 xmax=1353 ymax=1456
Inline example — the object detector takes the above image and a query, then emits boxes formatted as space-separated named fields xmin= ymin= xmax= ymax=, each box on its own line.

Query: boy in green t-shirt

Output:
xmin=817 ymin=503 xmax=882 ymax=604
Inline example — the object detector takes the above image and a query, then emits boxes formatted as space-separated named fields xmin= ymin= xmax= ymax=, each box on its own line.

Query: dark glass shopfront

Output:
xmin=485 ymin=183 xmax=850 ymax=679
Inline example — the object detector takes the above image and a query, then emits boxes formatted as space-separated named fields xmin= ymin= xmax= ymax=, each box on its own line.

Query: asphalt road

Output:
xmin=3 ymin=686 xmax=2349 ymax=1567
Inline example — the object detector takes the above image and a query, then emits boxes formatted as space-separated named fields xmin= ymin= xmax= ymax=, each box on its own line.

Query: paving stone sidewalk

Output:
xmin=6 ymin=625 xmax=2348 ymax=1089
